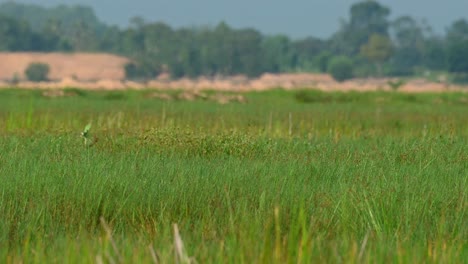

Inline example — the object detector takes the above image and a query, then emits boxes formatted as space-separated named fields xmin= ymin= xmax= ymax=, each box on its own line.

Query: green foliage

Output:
xmin=331 ymin=0 xmax=390 ymax=55
xmin=262 ymin=35 xmax=297 ymax=73
xmin=103 ymin=91 xmax=128 ymax=100
xmin=446 ymin=19 xmax=468 ymax=42
xmin=0 ymin=90 xmax=466 ymax=262
xmin=0 ymin=15 xmax=35 ymax=51
xmin=328 ymin=56 xmax=354 ymax=82
xmin=25 ymin=62 xmax=50 ymax=82
xmin=315 ymin=51 xmax=332 ymax=72
xmin=360 ymin=34 xmax=393 ymax=75
xmin=450 ymin=73 xmax=468 ymax=84
xmin=63 ymin=87 xmax=88 ymax=97
xmin=445 ymin=19 xmax=468 ymax=76
xmin=0 ymin=2 xmax=103 ymax=51
xmin=295 ymin=90 xmax=362 ymax=103
xmin=389 ymin=16 xmax=426 ymax=75
xmin=349 ymin=1 xmax=390 ymax=35
xmin=422 ymin=37 xmax=448 ymax=71
xmin=0 ymin=2 xmax=102 ymax=32
xmin=124 ymin=62 xmax=156 ymax=80
xmin=292 ymin=37 xmax=324 ymax=71
xmin=447 ymin=40 xmax=468 ymax=74
xmin=0 ymin=1 xmax=465 ymax=79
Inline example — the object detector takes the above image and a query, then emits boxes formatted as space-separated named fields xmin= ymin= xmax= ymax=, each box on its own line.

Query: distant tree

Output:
xmin=187 ymin=22 xmax=265 ymax=77
xmin=292 ymin=37 xmax=325 ymax=71
xmin=423 ymin=36 xmax=447 ymax=71
xmin=315 ymin=51 xmax=332 ymax=73
xmin=211 ymin=22 xmax=238 ymax=75
xmin=330 ymin=0 xmax=391 ymax=55
xmin=124 ymin=63 xmax=148 ymax=80
xmin=447 ymin=42 xmax=468 ymax=83
xmin=232 ymin=28 xmax=264 ymax=77
xmin=195 ymin=26 xmax=217 ymax=76
xmin=3 ymin=1 xmax=461 ymax=80
xmin=446 ymin=19 xmax=468 ymax=42
xmin=25 ymin=63 xmax=50 ymax=82
xmin=0 ymin=2 xmax=105 ymax=34
xmin=38 ymin=18 xmax=73 ymax=51
xmin=389 ymin=16 xmax=427 ymax=75
xmin=129 ymin=16 xmax=146 ymax=29
xmin=98 ymin=25 xmax=122 ymax=52
xmin=261 ymin=35 xmax=297 ymax=73
xmin=141 ymin=22 xmax=177 ymax=75
xmin=119 ymin=27 xmax=144 ymax=54
xmin=392 ymin=16 xmax=426 ymax=48
xmin=68 ymin=19 xmax=99 ymax=50
xmin=360 ymin=34 xmax=393 ymax=76
xmin=0 ymin=15 xmax=35 ymax=51
xmin=447 ymin=19 xmax=468 ymax=82
xmin=447 ymin=41 xmax=468 ymax=73
xmin=349 ymin=1 xmax=390 ymax=35
xmin=328 ymin=56 xmax=354 ymax=82
xmin=171 ymin=29 xmax=202 ymax=78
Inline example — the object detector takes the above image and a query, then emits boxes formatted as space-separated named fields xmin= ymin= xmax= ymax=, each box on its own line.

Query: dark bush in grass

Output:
xmin=63 ymin=87 xmax=88 ymax=97
xmin=25 ymin=62 xmax=50 ymax=82
xmin=295 ymin=90 xmax=333 ymax=103
xmin=103 ymin=91 xmax=127 ymax=100
xmin=387 ymin=79 xmax=406 ymax=91
xmin=328 ymin=56 xmax=354 ymax=82
xmin=11 ymin=72 xmax=20 ymax=85
xmin=125 ymin=62 xmax=158 ymax=81
xmin=295 ymin=90 xmax=366 ymax=103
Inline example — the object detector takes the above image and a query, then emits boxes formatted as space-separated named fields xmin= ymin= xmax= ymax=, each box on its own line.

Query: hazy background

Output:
xmin=2 ymin=0 xmax=468 ymax=82
xmin=2 ymin=0 xmax=468 ymax=38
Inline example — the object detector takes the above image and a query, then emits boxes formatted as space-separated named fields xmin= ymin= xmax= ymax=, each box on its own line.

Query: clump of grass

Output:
xmin=103 ymin=91 xmax=127 ymax=100
xmin=63 ymin=87 xmax=88 ymax=97
xmin=294 ymin=89 xmax=369 ymax=104
xmin=295 ymin=89 xmax=334 ymax=103
xmin=387 ymin=79 xmax=406 ymax=91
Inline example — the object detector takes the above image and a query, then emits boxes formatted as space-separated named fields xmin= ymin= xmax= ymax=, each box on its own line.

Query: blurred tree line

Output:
xmin=1 ymin=1 xmax=468 ymax=81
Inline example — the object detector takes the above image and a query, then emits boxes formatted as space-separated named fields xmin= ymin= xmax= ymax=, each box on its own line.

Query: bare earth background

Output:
xmin=0 ymin=52 xmax=466 ymax=92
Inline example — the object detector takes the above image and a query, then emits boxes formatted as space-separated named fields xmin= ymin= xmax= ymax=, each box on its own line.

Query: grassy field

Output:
xmin=0 ymin=88 xmax=467 ymax=263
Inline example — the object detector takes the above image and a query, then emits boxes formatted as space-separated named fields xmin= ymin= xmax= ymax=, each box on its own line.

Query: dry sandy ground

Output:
xmin=1 ymin=74 xmax=465 ymax=93
xmin=0 ymin=52 xmax=466 ymax=92
xmin=0 ymin=52 xmax=129 ymax=81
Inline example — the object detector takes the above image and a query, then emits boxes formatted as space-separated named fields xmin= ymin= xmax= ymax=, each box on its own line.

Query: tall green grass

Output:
xmin=0 ymin=89 xmax=466 ymax=263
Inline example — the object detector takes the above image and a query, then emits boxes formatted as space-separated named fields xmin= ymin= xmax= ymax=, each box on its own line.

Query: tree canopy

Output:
xmin=360 ymin=34 xmax=393 ymax=75
xmin=0 ymin=1 xmax=467 ymax=81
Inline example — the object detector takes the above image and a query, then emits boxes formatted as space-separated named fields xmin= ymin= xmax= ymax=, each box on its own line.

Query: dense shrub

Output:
xmin=328 ymin=56 xmax=354 ymax=82
xmin=25 ymin=62 xmax=50 ymax=82
xmin=447 ymin=40 xmax=468 ymax=74
xmin=295 ymin=89 xmax=365 ymax=103
xmin=450 ymin=73 xmax=468 ymax=84
xmin=124 ymin=62 xmax=160 ymax=81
